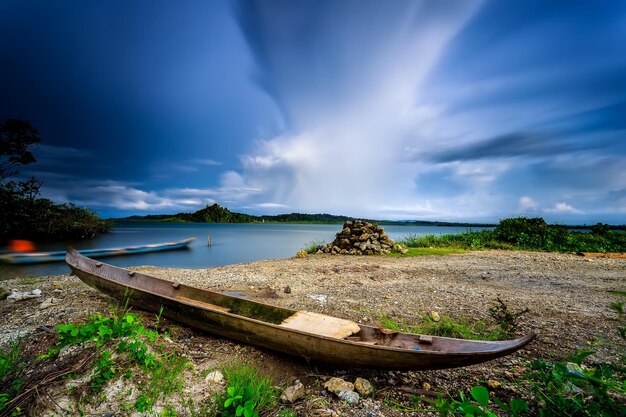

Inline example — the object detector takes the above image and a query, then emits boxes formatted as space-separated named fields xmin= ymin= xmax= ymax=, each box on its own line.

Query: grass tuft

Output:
xmin=218 ymin=364 xmax=276 ymax=417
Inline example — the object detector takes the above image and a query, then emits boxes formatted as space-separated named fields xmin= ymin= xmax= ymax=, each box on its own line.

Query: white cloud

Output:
xmin=194 ymin=158 xmax=221 ymax=166
xmin=253 ymin=203 xmax=290 ymax=209
xmin=519 ymin=196 xmax=539 ymax=211
xmin=545 ymin=202 xmax=583 ymax=214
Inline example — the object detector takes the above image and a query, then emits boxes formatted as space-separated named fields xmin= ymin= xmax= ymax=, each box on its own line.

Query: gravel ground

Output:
xmin=1 ymin=250 xmax=624 ymax=416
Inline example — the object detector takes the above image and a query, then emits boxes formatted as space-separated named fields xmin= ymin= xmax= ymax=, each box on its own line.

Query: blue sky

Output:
xmin=1 ymin=0 xmax=625 ymax=223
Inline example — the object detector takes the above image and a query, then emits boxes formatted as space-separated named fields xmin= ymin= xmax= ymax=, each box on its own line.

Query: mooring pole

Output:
xmin=207 ymin=233 xmax=212 ymax=246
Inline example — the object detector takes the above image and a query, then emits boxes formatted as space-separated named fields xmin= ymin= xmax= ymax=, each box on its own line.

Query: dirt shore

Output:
xmin=1 ymin=250 xmax=624 ymax=416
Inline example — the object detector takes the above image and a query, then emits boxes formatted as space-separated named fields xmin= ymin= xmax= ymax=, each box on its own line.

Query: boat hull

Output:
xmin=1 ymin=238 xmax=195 ymax=265
xmin=66 ymin=248 xmax=535 ymax=370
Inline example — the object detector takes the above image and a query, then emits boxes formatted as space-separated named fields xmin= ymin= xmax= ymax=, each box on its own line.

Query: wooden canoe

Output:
xmin=0 ymin=238 xmax=195 ymax=265
xmin=65 ymin=248 xmax=536 ymax=370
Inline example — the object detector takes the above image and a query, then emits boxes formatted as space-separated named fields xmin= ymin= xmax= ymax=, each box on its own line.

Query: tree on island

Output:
xmin=0 ymin=118 xmax=110 ymax=243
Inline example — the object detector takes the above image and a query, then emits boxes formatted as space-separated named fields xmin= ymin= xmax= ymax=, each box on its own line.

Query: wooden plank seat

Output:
xmin=279 ymin=311 xmax=361 ymax=339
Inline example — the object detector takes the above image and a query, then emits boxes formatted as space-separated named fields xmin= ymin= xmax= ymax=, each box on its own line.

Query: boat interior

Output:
xmin=70 ymin=249 xmax=524 ymax=354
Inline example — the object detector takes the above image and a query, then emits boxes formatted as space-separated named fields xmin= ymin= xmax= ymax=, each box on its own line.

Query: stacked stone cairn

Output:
xmin=319 ymin=220 xmax=407 ymax=255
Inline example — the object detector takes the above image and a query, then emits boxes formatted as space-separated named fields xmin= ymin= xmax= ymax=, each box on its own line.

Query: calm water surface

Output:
xmin=1 ymin=222 xmax=489 ymax=278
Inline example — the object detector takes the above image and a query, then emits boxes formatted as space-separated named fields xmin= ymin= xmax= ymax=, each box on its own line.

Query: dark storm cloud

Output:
xmin=431 ymin=131 xmax=602 ymax=163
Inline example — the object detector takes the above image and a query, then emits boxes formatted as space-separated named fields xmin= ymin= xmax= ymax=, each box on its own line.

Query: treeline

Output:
xmin=0 ymin=119 xmax=110 ymax=242
xmin=0 ymin=191 xmax=111 ymax=241
xmin=401 ymin=217 xmax=626 ymax=253
xmin=120 ymin=203 xmax=497 ymax=227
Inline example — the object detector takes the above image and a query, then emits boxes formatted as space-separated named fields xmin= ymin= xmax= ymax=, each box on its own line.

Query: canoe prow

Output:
xmin=65 ymin=248 xmax=536 ymax=370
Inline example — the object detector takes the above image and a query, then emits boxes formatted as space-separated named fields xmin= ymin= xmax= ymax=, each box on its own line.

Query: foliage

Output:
xmin=379 ymin=313 xmax=501 ymax=340
xmin=303 ymin=240 xmax=325 ymax=254
xmin=400 ymin=217 xmax=626 ymax=253
xmin=608 ymin=292 xmax=626 ymax=340
xmin=52 ymin=306 xmax=188 ymax=414
xmin=436 ymin=385 xmax=528 ymax=417
xmin=525 ymin=350 xmax=626 ymax=416
xmin=488 ymin=298 xmax=529 ymax=338
xmin=386 ymin=247 xmax=466 ymax=257
xmin=0 ymin=187 xmax=111 ymax=241
xmin=219 ymin=365 xmax=276 ymax=417
xmin=0 ymin=118 xmax=40 ymax=180
xmin=0 ymin=118 xmax=110 ymax=242
xmin=0 ymin=340 xmax=24 ymax=413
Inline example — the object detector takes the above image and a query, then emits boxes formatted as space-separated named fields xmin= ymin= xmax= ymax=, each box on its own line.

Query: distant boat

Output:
xmin=0 ymin=238 xmax=195 ymax=265
xmin=65 ymin=247 xmax=535 ymax=370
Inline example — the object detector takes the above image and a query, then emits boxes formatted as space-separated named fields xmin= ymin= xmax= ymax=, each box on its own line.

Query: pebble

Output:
xmin=338 ymin=389 xmax=360 ymax=404
xmin=280 ymin=379 xmax=305 ymax=403
xmin=39 ymin=297 xmax=58 ymax=310
xmin=7 ymin=288 xmax=42 ymax=301
xmin=284 ymin=285 xmax=291 ymax=294
xmin=487 ymin=379 xmax=502 ymax=389
xmin=205 ymin=370 xmax=224 ymax=384
xmin=354 ymin=377 xmax=373 ymax=396
xmin=324 ymin=377 xmax=354 ymax=395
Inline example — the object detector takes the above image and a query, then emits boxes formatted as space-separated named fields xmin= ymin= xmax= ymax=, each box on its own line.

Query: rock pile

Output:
xmin=320 ymin=220 xmax=406 ymax=255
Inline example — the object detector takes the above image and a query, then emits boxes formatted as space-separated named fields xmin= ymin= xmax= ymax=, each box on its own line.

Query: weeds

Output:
xmin=435 ymin=385 xmax=528 ymax=417
xmin=0 ymin=340 xmax=24 ymax=414
xmin=526 ymin=350 xmax=626 ymax=416
xmin=400 ymin=217 xmax=626 ymax=253
xmin=219 ymin=365 xmax=276 ymax=417
xmin=386 ymin=247 xmax=466 ymax=257
xmin=488 ymin=298 xmax=529 ymax=338
xmin=303 ymin=240 xmax=325 ymax=254
xmin=379 ymin=313 xmax=500 ymax=340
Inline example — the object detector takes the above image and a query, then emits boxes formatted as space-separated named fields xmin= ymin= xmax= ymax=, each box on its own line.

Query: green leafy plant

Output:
xmin=0 ymin=339 xmax=24 ymax=413
xmin=526 ymin=350 xmax=626 ymax=416
xmin=436 ymin=385 xmax=528 ymax=417
xmin=219 ymin=365 xmax=276 ymax=417
xmin=91 ymin=350 xmax=116 ymax=393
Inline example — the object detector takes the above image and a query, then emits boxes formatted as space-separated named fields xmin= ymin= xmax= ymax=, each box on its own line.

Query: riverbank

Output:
xmin=1 ymin=250 xmax=624 ymax=416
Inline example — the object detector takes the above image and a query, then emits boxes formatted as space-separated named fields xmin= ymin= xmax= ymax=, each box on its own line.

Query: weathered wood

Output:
xmin=65 ymin=248 xmax=536 ymax=370
xmin=279 ymin=311 xmax=360 ymax=338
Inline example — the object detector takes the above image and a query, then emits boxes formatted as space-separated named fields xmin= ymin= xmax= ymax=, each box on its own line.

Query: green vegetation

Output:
xmin=379 ymin=312 xmax=503 ymax=341
xmin=379 ymin=298 xmax=528 ymax=341
xmin=0 ymin=303 xmax=194 ymax=416
xmin=387 ymin=247 xmax=466 ymax=257
xmin=400 ymin=217 xmax=626 ymax=253
xmin=121 ymin=203 xmax=499 ymax=227
xmin=0 ymin=339 xmax=24 ymax=414
xmin=435 ymin=385 xmax=528 ymax=417
xmin=0 ymin=118 xmax=110 ymax=242
xmin=303 ymin=240 xmax=325 ymax=254
xmin=525 ymin=350 xmax=626 ymax=416
xmin=218 ymin=365 xmax=277 ymax=417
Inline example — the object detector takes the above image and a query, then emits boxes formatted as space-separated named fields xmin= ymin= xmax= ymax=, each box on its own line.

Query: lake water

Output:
xmin=0 ymin=222 xmax=489 ymax=278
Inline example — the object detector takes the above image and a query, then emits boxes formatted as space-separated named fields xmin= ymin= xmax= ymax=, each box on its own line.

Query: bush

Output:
xmin=401 ymin=217 xmax=626 ymax=254
xmin=494 ymin=217 xmax=549 ymax=246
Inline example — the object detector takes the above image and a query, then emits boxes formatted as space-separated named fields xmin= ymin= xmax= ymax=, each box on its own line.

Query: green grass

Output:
xmin=379 ymin=313 xmax=504 ymax=340
xmin=0 ymin=339 xmax=24 ymax=413
xmin=218 ymin=364 xmax=277 ymax=417
xmin=386 ymin=247 xmax=466 ymax=257
xmin=399 ymin=217 xmax=626 ymax=253
xmin=302 ymin=240 xmax=325 ymax=254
